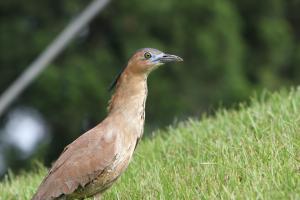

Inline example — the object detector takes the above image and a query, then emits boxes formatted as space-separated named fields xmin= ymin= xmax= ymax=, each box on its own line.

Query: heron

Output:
xmin=32 ymin=48 xmax=183 ymax=200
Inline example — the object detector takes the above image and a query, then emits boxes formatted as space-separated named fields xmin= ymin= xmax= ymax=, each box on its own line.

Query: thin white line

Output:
xmin=0 ymin=0 xmax=111 ymax=117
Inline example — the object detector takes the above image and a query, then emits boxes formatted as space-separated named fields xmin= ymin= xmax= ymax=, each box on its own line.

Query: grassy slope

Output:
xmin=0 ymin=88 xmax=299 ymax=200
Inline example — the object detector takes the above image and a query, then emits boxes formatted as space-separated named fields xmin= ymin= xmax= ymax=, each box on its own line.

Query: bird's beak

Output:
xmin=157 ymin=53 xmax=183 ymax=63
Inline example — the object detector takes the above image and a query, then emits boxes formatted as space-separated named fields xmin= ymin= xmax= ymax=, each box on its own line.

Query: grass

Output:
xmin=0 ymin=88 xmax=299 ymax=200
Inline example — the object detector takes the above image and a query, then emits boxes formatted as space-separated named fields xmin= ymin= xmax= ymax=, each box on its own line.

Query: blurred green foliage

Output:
xmin=0 ymin=0 xmax=300 ymax=166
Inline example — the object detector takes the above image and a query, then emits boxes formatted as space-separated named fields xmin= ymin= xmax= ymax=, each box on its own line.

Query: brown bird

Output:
xmin=32 ymin=48 xmax=183 ymax=200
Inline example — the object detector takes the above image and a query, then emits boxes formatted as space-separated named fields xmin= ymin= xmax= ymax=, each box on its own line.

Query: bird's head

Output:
xmin=127 ymin=48 xmax=183 ymax=74
xmin=109 ymin=48 xmax=183 ymax=91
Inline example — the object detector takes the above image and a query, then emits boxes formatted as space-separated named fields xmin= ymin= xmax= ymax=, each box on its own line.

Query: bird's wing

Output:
xmin=32 ymin=121 xmax=118 ymax=200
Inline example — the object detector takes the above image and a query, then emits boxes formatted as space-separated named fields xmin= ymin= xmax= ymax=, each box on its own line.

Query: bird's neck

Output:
xmin=108 ymin=70 xmax=148 ymax=122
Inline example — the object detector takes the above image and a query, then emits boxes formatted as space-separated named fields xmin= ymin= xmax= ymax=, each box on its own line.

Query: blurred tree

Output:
xmin=0 ymin=0 xmax=299 ymax=170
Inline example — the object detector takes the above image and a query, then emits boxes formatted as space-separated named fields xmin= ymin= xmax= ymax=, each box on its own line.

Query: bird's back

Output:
xmin=32 ymin=117 xmax=136 ymax=200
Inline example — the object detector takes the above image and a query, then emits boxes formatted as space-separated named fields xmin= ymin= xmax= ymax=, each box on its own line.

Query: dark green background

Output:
xmin=1 ymin=0 xmax=299 ymax=174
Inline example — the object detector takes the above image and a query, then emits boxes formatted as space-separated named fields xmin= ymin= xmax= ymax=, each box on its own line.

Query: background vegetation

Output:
xmin=1 ymin=89 xmax=299 ymax=199
xmin=0 ymin=0 xmax=300 ymax=176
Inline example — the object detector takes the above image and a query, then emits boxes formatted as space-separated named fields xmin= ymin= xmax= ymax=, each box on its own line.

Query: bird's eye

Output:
xmin=144 ymin=52 xmax=152 ymax=59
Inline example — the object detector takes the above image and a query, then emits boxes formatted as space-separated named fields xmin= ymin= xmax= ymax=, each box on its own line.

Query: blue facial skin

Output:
xmin=142 ymin=48 xmax=183 ymax=65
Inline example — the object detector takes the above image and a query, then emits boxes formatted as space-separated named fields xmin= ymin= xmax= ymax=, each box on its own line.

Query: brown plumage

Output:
xmin=32 ymin=48 xmax=183 ymax=200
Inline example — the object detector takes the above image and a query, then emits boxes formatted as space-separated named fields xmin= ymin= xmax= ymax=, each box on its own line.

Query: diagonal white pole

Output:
xmin=0 ymin=0 xmax=110 ymax=117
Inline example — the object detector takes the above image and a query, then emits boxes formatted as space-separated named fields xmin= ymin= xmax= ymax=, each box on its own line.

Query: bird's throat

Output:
xmin=108 ymin=71 xmax=148 ymax=121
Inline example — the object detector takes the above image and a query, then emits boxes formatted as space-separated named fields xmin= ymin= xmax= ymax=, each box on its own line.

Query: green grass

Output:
xmin=1 ymin=88 xmax=300 ymax=200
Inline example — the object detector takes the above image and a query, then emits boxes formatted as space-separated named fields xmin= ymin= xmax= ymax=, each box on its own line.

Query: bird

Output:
xmin=32 ymin=48 xmax=183 ymax=200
